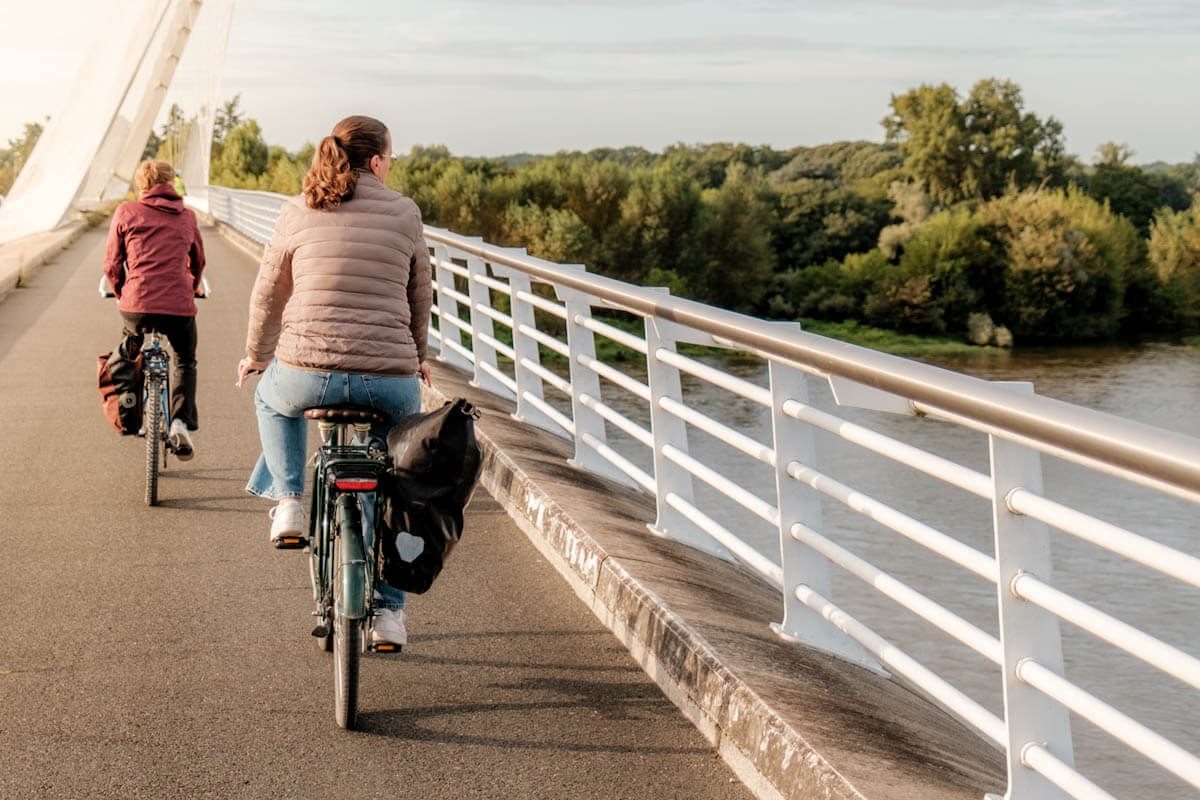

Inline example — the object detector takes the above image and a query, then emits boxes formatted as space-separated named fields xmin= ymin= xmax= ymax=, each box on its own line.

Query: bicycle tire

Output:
xmin=333 ymin=534 xmax=360 ymax=729
xmin=144 ymin=377 xmax=162 ymax=506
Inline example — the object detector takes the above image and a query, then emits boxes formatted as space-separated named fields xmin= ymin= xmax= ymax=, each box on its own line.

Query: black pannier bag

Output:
xmin=96 ymin=338 xmax=143 ymax=435
xmin=379 ymin=398 xmax=484 ymax=593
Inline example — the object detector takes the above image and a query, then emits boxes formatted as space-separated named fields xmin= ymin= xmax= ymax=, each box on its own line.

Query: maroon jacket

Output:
xmin=104 ymin=183 xmax=206 ymax=316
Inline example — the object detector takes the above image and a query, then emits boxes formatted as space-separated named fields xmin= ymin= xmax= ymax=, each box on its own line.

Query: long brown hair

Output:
xmin=302 ymin=115 xmax=389 ymax=210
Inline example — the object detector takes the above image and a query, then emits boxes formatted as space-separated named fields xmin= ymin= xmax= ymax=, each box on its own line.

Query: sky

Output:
xmin=1 ymin=0 xmax=1198 ymax=164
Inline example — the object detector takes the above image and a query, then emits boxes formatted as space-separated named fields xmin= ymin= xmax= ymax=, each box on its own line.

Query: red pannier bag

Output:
xmin=96 ymin=341 xmax=143 ymax=435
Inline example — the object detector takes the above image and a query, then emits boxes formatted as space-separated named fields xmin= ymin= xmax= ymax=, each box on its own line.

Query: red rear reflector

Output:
xmin=335 ymin=479 xmax=378 ymax=491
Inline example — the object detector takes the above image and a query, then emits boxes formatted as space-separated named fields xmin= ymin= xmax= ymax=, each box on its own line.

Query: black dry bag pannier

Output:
xmin=97 ymin=339 xmax=143 ymax=435
xmin=379 ymin=398 xmax=484 ymax=593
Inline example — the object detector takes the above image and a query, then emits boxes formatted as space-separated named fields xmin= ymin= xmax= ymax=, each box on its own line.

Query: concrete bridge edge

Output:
xmin=0 ymin=222 xmax=89 ymax=305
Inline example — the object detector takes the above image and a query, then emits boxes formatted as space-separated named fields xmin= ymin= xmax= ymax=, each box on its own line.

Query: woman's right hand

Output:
xmin=236 ymin=357 xmax=269 ymax=388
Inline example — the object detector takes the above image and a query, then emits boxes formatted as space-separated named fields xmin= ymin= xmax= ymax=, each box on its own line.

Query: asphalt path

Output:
xmin=0 ymin=224 xmax=751 ymax=800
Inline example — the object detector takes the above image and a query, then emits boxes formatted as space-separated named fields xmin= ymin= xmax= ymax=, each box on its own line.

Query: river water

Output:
xmin=589 ymin=343 xmax=1200 ymax=799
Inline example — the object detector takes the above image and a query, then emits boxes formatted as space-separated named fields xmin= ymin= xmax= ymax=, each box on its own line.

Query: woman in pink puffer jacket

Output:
xmin=236 ymin=115 xmax=432 ymax=647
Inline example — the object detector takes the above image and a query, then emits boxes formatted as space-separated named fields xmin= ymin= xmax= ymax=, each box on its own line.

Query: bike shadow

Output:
xmin=154 ymin=495 xmax=262 ymax=513
xmin=354 ymin=679 xmax=708 ymax=755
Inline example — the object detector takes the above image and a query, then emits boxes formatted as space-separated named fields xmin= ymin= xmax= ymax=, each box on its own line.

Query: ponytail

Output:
xmin=302 ymin=136 xmax=355 ymax=210
xmin=302 ymin=116 xmax=390 ymax=211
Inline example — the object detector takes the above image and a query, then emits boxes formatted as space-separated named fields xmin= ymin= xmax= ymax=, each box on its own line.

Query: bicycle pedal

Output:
xmin=369 ymin=641 xmax=402 ymax=654
xmin=311 ymin=623 xmax=330 ymax=638
xmin=273 ymin=535 xmax=308 ymax=550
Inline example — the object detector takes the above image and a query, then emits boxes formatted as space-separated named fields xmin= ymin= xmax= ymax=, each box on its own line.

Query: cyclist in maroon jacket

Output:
xmin=104 ymin=159 xmax=206 ymax=459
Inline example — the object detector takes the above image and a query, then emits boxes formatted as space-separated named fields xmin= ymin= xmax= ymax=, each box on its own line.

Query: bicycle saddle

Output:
xmin=303 ymin=404 xmax=388 ymax=424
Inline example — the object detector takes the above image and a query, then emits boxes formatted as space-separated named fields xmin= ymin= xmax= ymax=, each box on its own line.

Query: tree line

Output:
xmin=4 ymin=81 xmax=1198 ymax=345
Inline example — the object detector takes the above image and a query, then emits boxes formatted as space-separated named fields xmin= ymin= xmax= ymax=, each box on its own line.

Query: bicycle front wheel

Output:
xmin=332 ymin=534 xmax=360 ymax=729
xmin=144 ymin=377 xmax=162 ymax=506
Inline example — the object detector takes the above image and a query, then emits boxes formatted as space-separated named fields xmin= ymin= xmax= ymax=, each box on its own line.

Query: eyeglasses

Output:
xmin=379 ymin=152 xmax=395 ymax=161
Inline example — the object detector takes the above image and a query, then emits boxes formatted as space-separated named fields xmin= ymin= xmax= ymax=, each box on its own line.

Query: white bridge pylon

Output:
xmin=0 ymin=0 xmax=234 ymax=244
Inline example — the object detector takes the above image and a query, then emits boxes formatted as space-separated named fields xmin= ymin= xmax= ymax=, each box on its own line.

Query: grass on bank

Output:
xmin=797 ymin=318 xmax=1004 ymax=357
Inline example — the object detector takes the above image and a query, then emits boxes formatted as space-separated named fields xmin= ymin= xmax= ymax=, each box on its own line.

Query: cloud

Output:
xmin=377 ymin=34 xmax=1024 ymax=61
xmin=346 ymin=69 xmax=769 ymax=92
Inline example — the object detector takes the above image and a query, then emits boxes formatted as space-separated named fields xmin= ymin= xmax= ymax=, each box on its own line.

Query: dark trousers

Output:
xmin=119 ymin=312 xmax=199 ymax=431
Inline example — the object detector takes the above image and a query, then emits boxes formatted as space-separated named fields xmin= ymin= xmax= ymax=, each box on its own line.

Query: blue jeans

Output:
xmin=246 ymin=360 xmax=422 ymax=609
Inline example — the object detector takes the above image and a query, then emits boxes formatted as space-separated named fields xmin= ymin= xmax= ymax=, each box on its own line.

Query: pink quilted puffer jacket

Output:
xmin=245 ymin=172 xmax=432 ymax=376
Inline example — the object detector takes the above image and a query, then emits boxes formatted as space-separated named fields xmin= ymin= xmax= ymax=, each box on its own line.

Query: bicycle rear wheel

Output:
xmin=144 ymin=376 xmax=162 ymax=506
xmin=333 ymin=534 xmax=360 ymax=729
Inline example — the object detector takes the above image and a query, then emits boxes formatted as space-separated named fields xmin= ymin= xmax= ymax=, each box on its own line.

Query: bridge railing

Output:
xmin=205 ymin=184 xmax=1200 ymax=800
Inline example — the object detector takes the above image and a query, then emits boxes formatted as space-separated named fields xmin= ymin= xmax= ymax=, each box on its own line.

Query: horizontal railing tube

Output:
xmin=421 ymin=225 xmax=1200 ymax=504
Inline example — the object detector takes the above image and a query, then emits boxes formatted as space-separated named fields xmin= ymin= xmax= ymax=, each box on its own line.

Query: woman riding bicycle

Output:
xmin=236 ymin=115 xmax=432 ymax=647
xmin=104 ymin=159 xmax=206 ymax=459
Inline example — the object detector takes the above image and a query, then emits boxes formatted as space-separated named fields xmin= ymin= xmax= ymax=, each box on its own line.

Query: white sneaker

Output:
xmin=372 ymin=607 xmax=407 ymax=647
xmin=169 ymin=419 xmax=194 ymax=461
xmin=268 ymin=501 xmax=305 ymax=545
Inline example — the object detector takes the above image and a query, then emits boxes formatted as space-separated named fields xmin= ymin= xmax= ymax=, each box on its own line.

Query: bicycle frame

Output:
xmin=142 ymin=334 xmax=172 ymax=431
xmin=309 ymin=422 xmax=388 ymax=625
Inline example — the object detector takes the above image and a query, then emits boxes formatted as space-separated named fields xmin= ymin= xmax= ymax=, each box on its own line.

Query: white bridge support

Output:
xmin=0 ymin=0 xmax=232 ymax=243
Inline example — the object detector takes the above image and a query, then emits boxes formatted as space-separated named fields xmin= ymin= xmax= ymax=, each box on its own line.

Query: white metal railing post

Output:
xmin=645 ymin=314 xmax=731 ymax=558
xmin=558 ymin=283 xmax=636 ymax=487
xmin=466 ymin=254 xmax=512 ymax=398
xmin=988 ymin=384 xmax=1075 ymax=800
xmin=433 ymin=245 xmax=472 ymax=371
xmin=488 ymin=260 xmax=560 ymax=434
xmin=768 ymin=354 xmax=880 ymax=669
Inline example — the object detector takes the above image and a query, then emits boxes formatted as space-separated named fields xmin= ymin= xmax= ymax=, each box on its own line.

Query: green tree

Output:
xmin=156 ymin=103 xmax=189 ymax=165
xmin=694 ymin=162 xmax=776 ymax=312
xmin=877 ymin=180 xmax=933 ymax=258
xmin=876 ymin=207 xmax=1003 ymax=333
xmin=504 ymin=204 xmax=596 ymax=264
xmin=211 ymin=119 xmax=269 ymax=184
xmin=664 ymin=141 xmax=790 ymax=188
xmin=1085 ymin=143 xmax=1192 ymax=233
xmin=0 ymin=119 xmax=45 ymax=195
xmin=430 ymin=161 xmax=511 ymax=241
xmin=593 ymin=164 xmax=706 ymax=287
xmin=1146 ymin=206 xmax=1200 ymax=330
xmin=213 ymin=95 xmax=244 ymax=147
xmin=982 ymin=187 xmax=1137 ymax=340
xmin=1095 ymin=141 xmax=1135 ymax=167
xmin=255 ymin=145 xmax=305 ymax=195
xmin=141 ymin=129 xmax=162 ymax=161
xmin=883 ymin=78 xmax=1065 ymax=205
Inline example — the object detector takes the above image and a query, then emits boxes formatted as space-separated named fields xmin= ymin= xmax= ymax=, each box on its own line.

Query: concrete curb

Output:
xmin=0 ymin=222 xmax=89 ymax=306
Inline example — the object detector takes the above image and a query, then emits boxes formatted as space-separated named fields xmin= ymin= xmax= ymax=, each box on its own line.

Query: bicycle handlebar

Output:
xmin=98 ymin=275 xmax=212 ymax=298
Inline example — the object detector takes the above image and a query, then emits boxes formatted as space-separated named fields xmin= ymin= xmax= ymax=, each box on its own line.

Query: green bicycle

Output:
xmin=292 ymin=404 xmax=398 ymax=729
